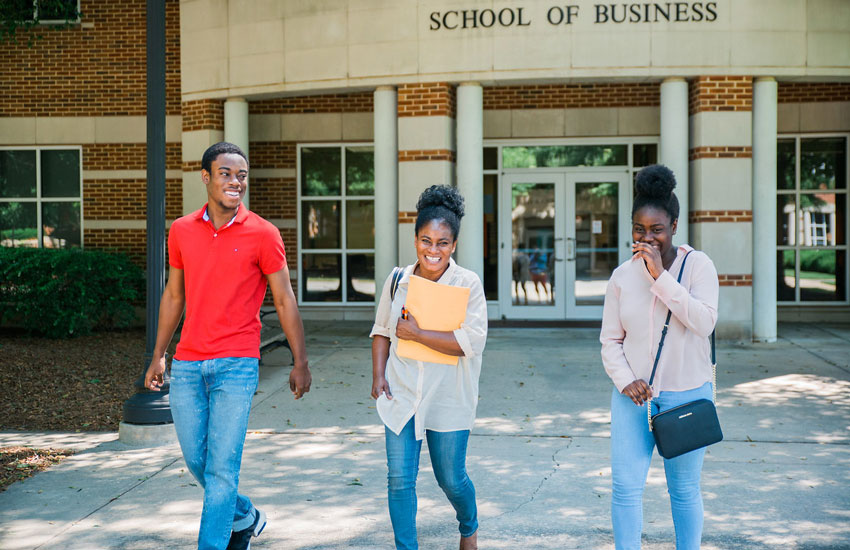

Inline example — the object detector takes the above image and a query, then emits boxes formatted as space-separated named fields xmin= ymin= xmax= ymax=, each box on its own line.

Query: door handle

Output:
xmin=566 ymin=237 xmax=576 ymax=261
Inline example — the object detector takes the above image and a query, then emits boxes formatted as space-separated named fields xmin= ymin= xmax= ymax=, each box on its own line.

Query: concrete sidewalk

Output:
xmin=1 ymin=321 xmax=849 ymax=549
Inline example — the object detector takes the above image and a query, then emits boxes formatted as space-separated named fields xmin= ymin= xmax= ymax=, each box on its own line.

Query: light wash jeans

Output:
xmin=384 ymin=417 xmax=478 ymax=550
xmin=170 ymin=357 xmax=260 ymax=550
xmin=610 ymin=381 xmax=713 ymax=550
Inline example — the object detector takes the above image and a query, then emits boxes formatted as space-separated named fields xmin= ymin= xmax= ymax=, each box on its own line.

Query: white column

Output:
xmin=752 ymin=77 xmax=778 ymax=342
xmin=374 ymin=86 xmax=398 ymax=305
xmin=660 ymin=78 xmax=689 ymax=246
xmin=456 ymin=82 xmax=484 ymax=280
xmin=224 ymin=97 xmax=250 ymax=207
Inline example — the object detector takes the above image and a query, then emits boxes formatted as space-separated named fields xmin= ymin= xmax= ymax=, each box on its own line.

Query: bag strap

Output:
xmin=389 ymin=266 xmax=402 ymax=302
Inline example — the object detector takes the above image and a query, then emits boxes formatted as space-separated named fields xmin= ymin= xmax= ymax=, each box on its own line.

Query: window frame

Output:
xmin=296 ymin=142 xmax=375 ymax=306
xmin=0 ymin=145 xmax=84 ymax=249
xmin=776 ymin=133 xmax=849 ymax=306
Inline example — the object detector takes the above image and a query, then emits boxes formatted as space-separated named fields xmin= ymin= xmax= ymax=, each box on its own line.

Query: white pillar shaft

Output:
xmin=374 ymin=86 xmax=398 ymax=304
xmin=752 ymin=77 xmax=778 ymax=342
xmin=456 ymin=82 xmax=484 ymax=280
xmin=660 ymin=78 xmax=689 ymax=246
xmin=224 ymin=97 xmax=250 ymax=208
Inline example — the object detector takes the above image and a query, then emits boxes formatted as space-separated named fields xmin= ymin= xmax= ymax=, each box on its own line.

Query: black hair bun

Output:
xmin=635 ymin=164 xmax=676 ymax=200
xmin=416 ymin=185 xmax=465 ymax=219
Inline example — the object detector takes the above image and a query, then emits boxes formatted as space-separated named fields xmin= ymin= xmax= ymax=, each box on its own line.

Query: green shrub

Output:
xmin=800 ymin=249 xmax=836 ymax=275
xmin=0 ymin=247 xmax=144 ymax=338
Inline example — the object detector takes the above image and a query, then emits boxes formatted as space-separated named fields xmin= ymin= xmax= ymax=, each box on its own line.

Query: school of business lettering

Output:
xmin=429 ymin=3 xmax=718 ymax=30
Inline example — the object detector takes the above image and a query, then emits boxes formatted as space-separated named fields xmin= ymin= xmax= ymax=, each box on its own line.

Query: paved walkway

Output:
xmin=1 ymin=322 xmax=849 ymax=549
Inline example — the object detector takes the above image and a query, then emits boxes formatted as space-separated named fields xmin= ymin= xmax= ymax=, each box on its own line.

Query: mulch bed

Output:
xmin=0 ymin=446 xmax=74 ymax=492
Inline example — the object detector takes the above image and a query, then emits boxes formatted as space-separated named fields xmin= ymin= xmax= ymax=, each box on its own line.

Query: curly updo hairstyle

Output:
xmin=632 ymin=164 xmax=680 ymax=222
xmin=415 ymin=185 xmax=465 ymax=240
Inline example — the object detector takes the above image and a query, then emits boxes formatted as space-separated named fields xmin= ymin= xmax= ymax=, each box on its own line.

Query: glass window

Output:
xmin=0 ymin=148 xmax=82 ymax=249
xmin=483 ymin=147 xmax=498 ymax=170
xmin=633 ymin=143 xmax=657 ymax=168
xmin=777 ymin=136 xmax=848 ymax=304
xmin=483 ymin=174 xmax=498 ymax=300
xmin=502 ymin=145 xmax=627 ymax=169
xmin=299 ymin=145 xmax=375 ymax=304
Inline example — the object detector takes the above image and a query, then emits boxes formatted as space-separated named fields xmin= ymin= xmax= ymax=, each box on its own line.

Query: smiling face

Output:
xmin=202 ymin=153 xmax=248 ymax=213
xmin=632 ymin=205 xmax=678 ymax=260
xmin=414 ymin=219 xmax=457 ymax=281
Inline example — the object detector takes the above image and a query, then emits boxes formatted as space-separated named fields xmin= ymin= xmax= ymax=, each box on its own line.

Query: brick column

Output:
xmin=397 ymin=83 xmax=456 ymax=266
xmin=688 ymin=76 xmax=753 ymax=340
xmin=181 ymin=99 xmax=224 ymax=214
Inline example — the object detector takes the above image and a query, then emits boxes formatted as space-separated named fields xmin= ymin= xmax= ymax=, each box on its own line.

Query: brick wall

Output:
xmin=398 ymin=83 xmax=456 ymax=118
xmin=250 ymin=142 xmax=296 ymax=169
xmin=778 ymin=82 xmax=850 ymax=103
xmin=688 ymin=146 xmax=752 ymax=161
xmin=84 ymin=178 xmax=182 ymax=220
xmin=483 ymin=83 xmax=660 ymax=109
xmin=690 ymin=210 xmax=753 ymax=223
xmin=689 ymin=76 xmax=752 ymax=114
xmin=0 ymin=0 xmax=181 ymax=116
xmin=250 ymin=178 xmax=296 ymax=220
xmin=249 ymin=93 xmax=373 ymax=114
xmin=82 ymin=143 xmax=182 ymax=171
xmin=182 ymin=99 xmax=224 ymax=131
xmin=83 ymin=229 xmax=148 ymax=265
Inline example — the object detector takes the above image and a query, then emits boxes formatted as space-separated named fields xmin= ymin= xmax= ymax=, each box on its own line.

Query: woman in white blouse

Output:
xmin=600 ymin=165 xmax=719 ymax=550
xmin=370 ymin=185 xmax=488 ymax=550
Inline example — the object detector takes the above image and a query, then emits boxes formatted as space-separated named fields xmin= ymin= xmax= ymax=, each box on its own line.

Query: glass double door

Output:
xmin=499 ymin=171 xmax=631 ymax=320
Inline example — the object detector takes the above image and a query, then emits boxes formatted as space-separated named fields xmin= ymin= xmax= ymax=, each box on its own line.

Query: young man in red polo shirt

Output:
xmin=145 ymin=142 xmax=310 ymax=550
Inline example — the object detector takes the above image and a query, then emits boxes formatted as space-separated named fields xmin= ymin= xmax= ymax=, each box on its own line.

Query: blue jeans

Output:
xmin=170 ymin=357 xmax=260 ymax=550
xmin=610 ymin=381 xmax=713 ymax=550
xmin=385 ymin=417 xmax=478 ymax=550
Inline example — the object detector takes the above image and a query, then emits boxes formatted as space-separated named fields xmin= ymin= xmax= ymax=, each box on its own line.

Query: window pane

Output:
xmin=38 ymin=0 xmax=78 ymax=20
xmin=8 ymin=0 xmax=33 ymax=22
xmin=633 ymin=144 xmax=658 ymax=168
xmin=483 ymin=173 xmax=498 ymax=300
xmin=345 ymin=147 xmax=374 ymax=196
xmin=347 ymin=253 xmax=375 ymax=302
xmin=777 ymin=194 xmax=796 ymax=245
xmin=0 ymin=150 xmax=37 ymax=198
xmin=777 ymin=250 xmax=796 ymax=301
xmin=41 ymin=149 xmax=80 ymax=197
xmin=799 ymin=193 xmax=844 ymax=246
xmin=502 ymin=145 xmax=627 ymax=168
xmin=800 ymin=249 xmax=846 ymax=302
xmin=0 ymin=202 xmax=38 ymax=248
xmin=483 ymin=147 xmax=498 ymax=170
xmin=777 ymin=138 xmax=795 ymax=190
xmin=346 ymin=200 xmax=374 ymax=249
xmin=575 ymin=181 xmax=619 ymax=307
xmin=42 ymin=201 xmax=81 ymax=248
xmin=302 ymin=254 xmax=341 ymax=302
xmin=800 ymin=137 xmax=846 ymax=190
xmin=301 ymin=147 xmax=340 ymax=196
xmin=301 ymin=201 xmax=339 ymax=249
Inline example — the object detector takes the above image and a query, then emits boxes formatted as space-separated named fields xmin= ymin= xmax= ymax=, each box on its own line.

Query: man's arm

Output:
xmin=267 ymin=265 xmax=311 ymax=399
xmin=144 ymin=268 xmax=186 ymax=391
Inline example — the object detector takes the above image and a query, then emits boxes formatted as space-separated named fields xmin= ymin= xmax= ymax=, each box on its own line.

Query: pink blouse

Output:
xmin=600 ymin=245 xmax=719 ymax=394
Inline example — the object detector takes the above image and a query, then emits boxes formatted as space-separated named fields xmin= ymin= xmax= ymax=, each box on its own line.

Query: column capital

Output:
xmin=754 ymin=76 xmax=777 ymax=84
xmin=375 ymin=85 xmax=396 ymax=92
xmin=458 ymin=81 xmax=482 ymax=88
xmin=224 ymin=97 xmax=247 ymax=103
xmin=661 ymin=77 xmax=687 ymax=84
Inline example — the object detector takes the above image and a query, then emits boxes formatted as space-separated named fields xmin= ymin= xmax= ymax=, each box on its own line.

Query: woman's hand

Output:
xmin=622 ymin=379 xmax=653 ymax=406
xmin=396 ymin=312 xmax=420 ymax=342
xmin=371 ymin=375 xmax=393 ymax=400
xmin=632 ymin=242 xmax=664 ymax=279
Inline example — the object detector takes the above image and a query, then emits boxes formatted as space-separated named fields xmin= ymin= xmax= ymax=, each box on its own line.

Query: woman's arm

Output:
xmin=396 ymin=314 xmax=464 ymax=356
xmin=600 ymin=274 xmax=642 ymax=394
xmin=371 ymin=335 xmax=392 ymax=399
xmin=651 ymin=252 xmax=719 ymax=337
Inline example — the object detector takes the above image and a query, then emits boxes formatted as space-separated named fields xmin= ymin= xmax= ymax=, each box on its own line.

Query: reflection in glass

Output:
xmin=633 ymin=144 xmax=658 ymax=168
xmin=345 ymin=147 xmax=374 ymax=196
xmin=346 ymin=200 xmax=374 ymax=249
xmin=301 ymin=147 xmax=341 ymax=196
xmin=0 ymin=150 xmax=37 ymax=198
xmin=0 ymin=202 xmax=37 ymax=247
xmin=575 ymin=182 xmax=619 ymax=306
xmin=777 ymin=194 xmax=796 ymax=245
xmin=483 ymin=174 xmax=498 ymax=300
xmin=503 ymin=145 xmax=627 ymax=169
xmin=42 ymin=201 xmax=81 ymax=248
xmin=777 ymin=139 xmax=795 ymax=190
xmin=800 ymin=137 xmax=846 ymax=190
xmin=302 ymin=254 xmax=341 ymax=302
xmin=347 ymin=253 xmax=375 ymax=302
xmin=799 ymin=192 xmax=844 ymax=246
xmin=301 ymin=201 xmax=340 ymax=249
xmin=799 ymin=250 xmax=845 ymax=302
xmin=41 ymin=150 xmax=80 ymax=197
xmin=777 ymin=250 xmax=796 ymax=301
xmin=483 ymin=147 xmax=498 ymax=170
xmin=511 ymin=183 xmax=555 ymax=306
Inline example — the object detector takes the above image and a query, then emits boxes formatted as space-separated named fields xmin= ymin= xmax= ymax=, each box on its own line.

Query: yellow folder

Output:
xmin=397 ymin=274 xmax=471 ymax=366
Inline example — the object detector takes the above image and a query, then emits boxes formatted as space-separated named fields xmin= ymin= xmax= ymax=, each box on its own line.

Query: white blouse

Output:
xmin=370 ymin=258 xmax=488 ymax=440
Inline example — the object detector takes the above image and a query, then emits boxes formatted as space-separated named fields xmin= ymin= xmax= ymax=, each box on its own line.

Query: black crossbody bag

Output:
xmin=646 ymin=251 xmax=723 ymax=459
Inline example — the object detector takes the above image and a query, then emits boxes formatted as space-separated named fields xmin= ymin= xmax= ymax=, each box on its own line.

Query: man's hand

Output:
xmin=289 ymin=363 xmax=312 ymax=399
xmin=371 ymin=375 xmax=393 ymax=400
xmin=145 ymin=356 xmax=166 ymax=391
xmin=622 ymin=379 xmax=653 ymax=406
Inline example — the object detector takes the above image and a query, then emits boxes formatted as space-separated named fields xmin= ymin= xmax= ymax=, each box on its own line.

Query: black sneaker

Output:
xmin=226 ymin=508 xmax=266 ymax=550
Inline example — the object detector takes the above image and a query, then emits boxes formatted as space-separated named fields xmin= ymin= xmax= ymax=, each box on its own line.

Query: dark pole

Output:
xmin=122 ymin=0 xmax=171 ymax=424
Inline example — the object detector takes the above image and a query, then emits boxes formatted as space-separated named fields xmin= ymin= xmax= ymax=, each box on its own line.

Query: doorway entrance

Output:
xmin=499 ymin=170 xmax=631 ymax=320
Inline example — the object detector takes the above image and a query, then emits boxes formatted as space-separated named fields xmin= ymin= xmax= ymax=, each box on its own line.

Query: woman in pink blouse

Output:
xmin=600 ymin=165 xmax=719 ymax=550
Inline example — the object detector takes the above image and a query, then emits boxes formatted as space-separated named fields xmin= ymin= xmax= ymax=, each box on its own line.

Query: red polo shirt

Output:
xmin=168 ymin=204 xmax=286 ymax=361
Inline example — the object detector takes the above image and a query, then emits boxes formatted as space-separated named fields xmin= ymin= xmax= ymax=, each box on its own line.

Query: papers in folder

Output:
xmin=397 ymin=274 xmax=470 ymax=366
